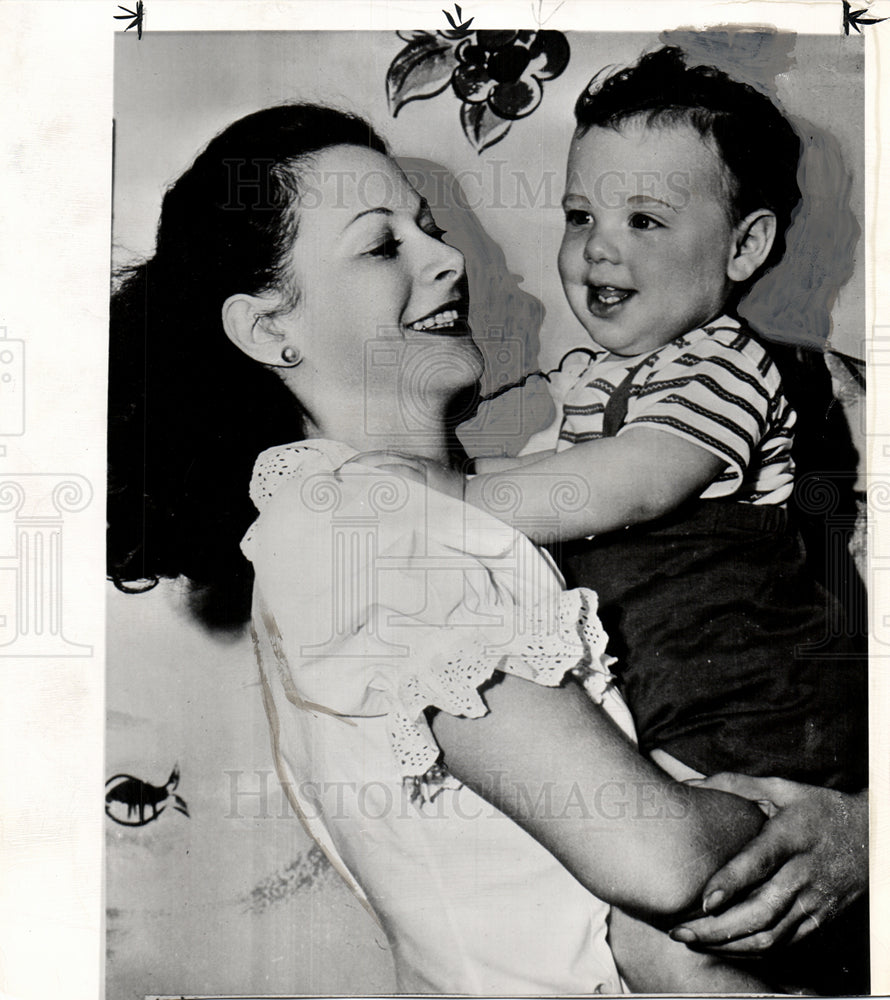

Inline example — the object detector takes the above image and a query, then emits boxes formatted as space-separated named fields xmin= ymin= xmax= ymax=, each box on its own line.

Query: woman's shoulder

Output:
xmin=249 ymin=438 xmax=358 ymax=513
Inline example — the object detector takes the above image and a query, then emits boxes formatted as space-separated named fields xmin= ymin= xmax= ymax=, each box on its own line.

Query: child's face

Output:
xmin=558 ymin=120 xmax=741 ymax=356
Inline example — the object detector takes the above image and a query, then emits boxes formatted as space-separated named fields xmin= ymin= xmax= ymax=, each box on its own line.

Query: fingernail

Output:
xmin=703 ymin=889 xmax=725 ymax=913
xmin=670 ymin=927 xmax=696 ymax=943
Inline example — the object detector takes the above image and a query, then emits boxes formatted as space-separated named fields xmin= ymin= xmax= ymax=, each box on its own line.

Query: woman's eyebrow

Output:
xmin=345 ymin=196 xmax=427 ymax=230
xmin=345 ymin=206 xmax=393 ymax=228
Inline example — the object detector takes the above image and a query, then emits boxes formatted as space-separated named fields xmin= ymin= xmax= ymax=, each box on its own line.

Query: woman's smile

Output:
xmin=405 ymin=295 xmax=471 ymax=335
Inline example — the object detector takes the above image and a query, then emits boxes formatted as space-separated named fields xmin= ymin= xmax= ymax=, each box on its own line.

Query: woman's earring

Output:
xmin=281 ymin=346 xmax=302 ymax=367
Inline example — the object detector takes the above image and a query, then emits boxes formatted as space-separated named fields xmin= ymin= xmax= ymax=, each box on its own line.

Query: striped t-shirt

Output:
xmin=552 ymin=317 xmax=796 ymax=505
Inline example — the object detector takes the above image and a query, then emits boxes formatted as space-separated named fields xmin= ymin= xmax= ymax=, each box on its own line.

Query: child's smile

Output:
xmin=558 ymin=120 xmax=742 ymax=357
xmin=587 ymin=283 xmax=635 ymax=314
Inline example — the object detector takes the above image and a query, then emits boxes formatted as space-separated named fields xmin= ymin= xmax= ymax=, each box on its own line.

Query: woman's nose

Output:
xmin=426 ymin=237 xmax=465 ymax=284
xmin=583 ymin=228 xmax=621 ymax=266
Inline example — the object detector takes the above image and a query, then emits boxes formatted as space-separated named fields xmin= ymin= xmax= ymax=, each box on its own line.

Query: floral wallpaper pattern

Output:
xmin=387 ymin=28 xmax=570 ymax=152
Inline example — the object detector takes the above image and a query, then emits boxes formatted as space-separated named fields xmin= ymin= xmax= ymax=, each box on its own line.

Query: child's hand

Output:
xmin=669 ymin=775 xmax=867 ymax=953
xmin=345 ymin=451 xmax=465 ymax=501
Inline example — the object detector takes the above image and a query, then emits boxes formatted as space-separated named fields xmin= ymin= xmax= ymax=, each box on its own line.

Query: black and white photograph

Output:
xmin=1 ymin=2 xmax=888 ymax=998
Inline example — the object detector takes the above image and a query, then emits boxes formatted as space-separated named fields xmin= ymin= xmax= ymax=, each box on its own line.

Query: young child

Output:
xmin=466 ymin=46 xmax=866 ymax=793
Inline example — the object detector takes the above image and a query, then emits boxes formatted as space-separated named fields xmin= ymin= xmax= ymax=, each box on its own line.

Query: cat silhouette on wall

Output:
xmin=105 ymin=765 xmax=190 ymax=827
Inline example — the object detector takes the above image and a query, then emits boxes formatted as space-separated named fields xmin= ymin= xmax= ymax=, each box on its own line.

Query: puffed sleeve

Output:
xmin=241 ymin=443 xmax=626 ymax=782
xmin=620 ymin=337 xmax=782 ymax=492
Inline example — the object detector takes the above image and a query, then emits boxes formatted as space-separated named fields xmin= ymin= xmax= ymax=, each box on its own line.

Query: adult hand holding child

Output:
xmin=672 ymin=775 xmax=868 ymax=953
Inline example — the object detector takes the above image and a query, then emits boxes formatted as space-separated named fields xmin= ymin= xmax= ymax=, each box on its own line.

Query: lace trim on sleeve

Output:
xmin=388 ymin=588 xmax=620 ymax=783
xmin=249 ymin=440 xmax=356 ymax=511
xmin=241 ymin=440 xmax=356 ymax=554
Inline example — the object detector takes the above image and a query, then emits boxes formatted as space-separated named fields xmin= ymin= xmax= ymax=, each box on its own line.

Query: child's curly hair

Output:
xmin=575 ymin=46 xmax=802 ymax=282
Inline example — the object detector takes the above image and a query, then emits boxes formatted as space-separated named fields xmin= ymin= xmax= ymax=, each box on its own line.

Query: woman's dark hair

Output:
xmin=575 ymin=46 xmax=802 ymax=283
xmin=108 ymin=104 xmax=388 ymax=632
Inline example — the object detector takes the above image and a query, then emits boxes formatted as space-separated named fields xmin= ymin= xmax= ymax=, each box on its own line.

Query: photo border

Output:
xmin=1 ymin=1 xmax=886 ymax=996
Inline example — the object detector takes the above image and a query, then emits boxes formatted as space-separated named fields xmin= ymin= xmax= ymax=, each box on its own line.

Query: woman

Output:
xmin=108 ymin=103 xmax=855 ymax=993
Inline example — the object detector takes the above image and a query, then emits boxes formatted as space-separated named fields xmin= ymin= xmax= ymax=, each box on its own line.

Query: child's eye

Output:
xmin=564 ymin=209 xmax=593 ymax=228
xmin=629 ymin=213 xmax=663 ymax=231
xmin=366 ymin=236 xmax=402 ymax=259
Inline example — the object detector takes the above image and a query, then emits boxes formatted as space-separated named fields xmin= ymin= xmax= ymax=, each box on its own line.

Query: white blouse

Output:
xmin=241 ymin=439 xmax=635 ymax=994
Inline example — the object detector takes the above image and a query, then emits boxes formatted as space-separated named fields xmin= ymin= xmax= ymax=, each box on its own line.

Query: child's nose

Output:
xmin=583 ymin=228 xmax=621 ymax=266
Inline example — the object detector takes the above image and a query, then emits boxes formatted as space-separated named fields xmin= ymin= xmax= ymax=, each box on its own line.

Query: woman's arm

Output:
xmin=608 ymin=907 xmax=779 ymax=993
xmin=432 ymin=672 xmax=764 ymax=918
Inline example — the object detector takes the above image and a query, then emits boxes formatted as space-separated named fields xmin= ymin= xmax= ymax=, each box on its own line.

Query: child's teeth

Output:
xmin=596 ymin=287 xmax=629 ymax=305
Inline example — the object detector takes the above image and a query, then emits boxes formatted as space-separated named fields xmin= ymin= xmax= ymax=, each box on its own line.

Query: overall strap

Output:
xmin=601 ymin=357 xmax=651 ymax=438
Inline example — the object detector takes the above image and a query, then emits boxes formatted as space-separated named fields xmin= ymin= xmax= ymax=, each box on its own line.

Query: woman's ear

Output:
xmin=222 ymin=293 xmax=301 ymax=367
xmin=726 ymin=210 xmax=777 ymax=283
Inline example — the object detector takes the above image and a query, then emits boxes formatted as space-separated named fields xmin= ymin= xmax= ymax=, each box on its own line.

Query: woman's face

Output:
xmin=283 ymin=144 xmax=483 ymax=429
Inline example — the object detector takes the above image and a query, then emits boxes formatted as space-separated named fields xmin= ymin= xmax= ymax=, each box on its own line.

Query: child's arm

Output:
xmin=464 ymin=427 xmax=726 ymax=544
xmin=473 ymin=451 xmax=554 ymax=473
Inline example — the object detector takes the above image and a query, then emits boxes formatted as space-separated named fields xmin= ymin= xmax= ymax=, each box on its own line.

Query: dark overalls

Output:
xmin=555 ymin=360 xmax=867 ymax=791
xmin=555 ymin=356 xmax=869 ymax=993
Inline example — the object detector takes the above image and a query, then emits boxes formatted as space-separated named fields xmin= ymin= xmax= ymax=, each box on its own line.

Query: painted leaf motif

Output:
xmin=397 ymin=29 xmax=435 ymax=42
xmin=387 ymin=37 xmax=457 ymax=116
xmin=460 ymin=101 xmax=513 ymax=153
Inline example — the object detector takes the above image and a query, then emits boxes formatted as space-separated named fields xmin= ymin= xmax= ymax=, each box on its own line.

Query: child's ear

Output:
xmin=726 ymin=210 xmax=777 ymax=283
xmin=221 ymin=292 xmax=302 ymax=368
